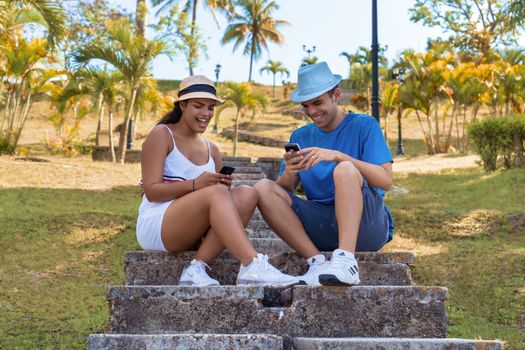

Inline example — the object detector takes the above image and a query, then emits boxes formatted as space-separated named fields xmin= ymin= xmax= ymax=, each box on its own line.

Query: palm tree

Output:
xmin=259 ymin=60 xmax=289 ymax=98
xmin=0 ymin=0 xmax=65 ymax=47
xmin=221 ymin=82 xmax=268 ymax=155
xmin=300 ymin=56 xmax=318 ymax=67
xmin=73 ymin=19 xmax=171 ymax=163
xmin=152 ymin=0 xmax=235 ymax=75
xmin=0 ymin=38 xmax=59 ymax=151
xmin=381 ymin=82 xmax=399 ymax=143
xmin=222 ymin=0 xmax=289 ymax=82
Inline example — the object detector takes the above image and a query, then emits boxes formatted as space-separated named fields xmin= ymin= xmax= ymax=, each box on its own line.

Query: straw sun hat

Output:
xmin=176 ymin=75 xmax=224 ymax=104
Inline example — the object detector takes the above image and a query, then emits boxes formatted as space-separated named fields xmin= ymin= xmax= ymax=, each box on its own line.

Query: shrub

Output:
xmin=0 ymin=135 xmax=16 ymax=155
xmin=468 ymin=115 xmax=525 ymax=171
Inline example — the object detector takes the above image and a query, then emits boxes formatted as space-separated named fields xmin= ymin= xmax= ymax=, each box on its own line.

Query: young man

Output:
xmin=254 ymin=62 xmax=394 ymax=286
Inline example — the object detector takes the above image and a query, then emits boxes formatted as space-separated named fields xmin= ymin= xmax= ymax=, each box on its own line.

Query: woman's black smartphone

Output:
xmin=284 ymin=143 xmax=301 ymax=153
xmin=219 ymin=166 xmax=235 ymax=175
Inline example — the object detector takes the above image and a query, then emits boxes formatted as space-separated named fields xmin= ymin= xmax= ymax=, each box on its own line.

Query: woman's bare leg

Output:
xmin=161 ymin=184 xmax=257 ymax=265
xmin=195 ymin=185 xmax=258 ymax=263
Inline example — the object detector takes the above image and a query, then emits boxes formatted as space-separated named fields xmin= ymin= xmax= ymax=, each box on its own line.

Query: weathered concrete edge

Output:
xmin=106 ymin=285 xmax=448 ymax=301
xmin=88 ymin=333 xmax=284 ymax=350
xmin=292 ymin=337 xmax=505 ymax=350
xmin=124 ymin=250 xmax=416 ymax=265
xmin=106 ymin=285 xmax=265 ymax=300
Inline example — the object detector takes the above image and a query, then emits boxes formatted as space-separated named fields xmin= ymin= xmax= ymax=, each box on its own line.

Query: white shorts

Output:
xmin=136 ymin=200 xmax=173 ymax=252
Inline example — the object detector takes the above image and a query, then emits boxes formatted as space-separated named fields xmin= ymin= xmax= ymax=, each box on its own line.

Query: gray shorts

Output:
xmin=287 ymin=179 xmax=391 ymax=252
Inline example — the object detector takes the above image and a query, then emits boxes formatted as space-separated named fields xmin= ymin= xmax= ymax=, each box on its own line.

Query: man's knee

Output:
xmin=334 ymin=161 xmax=363 ymax=186
xmin=254 ymin=178 xmax=276 ymax=195
xmin=231 ymin=185 xmax=258 ymax=207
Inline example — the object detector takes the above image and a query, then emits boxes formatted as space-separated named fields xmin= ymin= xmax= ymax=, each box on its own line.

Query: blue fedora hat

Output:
xmin=291 ymin=62 xmax=342 ymax=103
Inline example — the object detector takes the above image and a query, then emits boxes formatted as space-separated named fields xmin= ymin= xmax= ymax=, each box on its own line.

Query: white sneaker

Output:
xmin=179 ymin=259 xmax=220 ymax=286
xmin=298 ymin=254 xmax=328 ymax=286
xmin=237 ymin=253 xmax=299 ymax=287
xmin=318 ymin=249 xmax=360 ymax=286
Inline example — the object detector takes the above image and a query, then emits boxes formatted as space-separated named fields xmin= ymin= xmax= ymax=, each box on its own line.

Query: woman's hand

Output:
xmin=297 ymin=147 xmax=342 ymax=170
xmin=193 ymin=171 xmax=232 ymax=190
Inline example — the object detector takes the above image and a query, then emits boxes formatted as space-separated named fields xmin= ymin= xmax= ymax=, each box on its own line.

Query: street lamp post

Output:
xmin=392 ymin=67 xmax=406 ymax=156
xmin=371 ymin=0 xmax=380 ymax=123
xmin=302 ymin=45 xmax=316 ymax=58
xmin=213 ymin=63 xmax=222 ymax=132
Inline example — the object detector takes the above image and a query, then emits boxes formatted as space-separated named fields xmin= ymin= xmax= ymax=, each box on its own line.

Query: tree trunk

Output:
xmin=384 ymin=112 xmax=389 ymax=143
xmin=248 ymin=41 xmax=255 ymax=82
xmin=433 ymin=96 xmax=440 ymax=153
xmin=233 ymin=109 xmax=240 ymax=156
xmin=188 ymin=0 xmax=199 ymax=76
xmin=95 ymin=95 xmax=104 ymax=146
xmin=272 ymin=73 xmax=276 ymax=98
xmin=135 ymin=0 xmax=146 ymax=37
xmin=118 ymin=87 xmax=138 ymax=163
xmin=108 ymin=107 xmax=116 ymax=163
xmin=13 ymin=92 xmax=32 ymax=148
xmin=1 ymin=88 xmax=13 ymax=134
xmin=424 ymin=110 xmax=436 ymax=154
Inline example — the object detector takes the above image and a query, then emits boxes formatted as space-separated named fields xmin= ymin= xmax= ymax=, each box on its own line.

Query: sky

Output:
xmin=111 ymin=0 xmax=525 ymax=85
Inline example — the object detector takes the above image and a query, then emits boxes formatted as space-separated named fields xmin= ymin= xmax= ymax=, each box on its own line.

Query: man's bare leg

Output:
xmin=254 ymin=179 xmax=319 ymax=258
xmin=333 ymin=161 xmax=363 ymax=253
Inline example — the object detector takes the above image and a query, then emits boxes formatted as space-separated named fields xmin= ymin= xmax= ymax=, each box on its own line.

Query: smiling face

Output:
xmin=300 ymin=88 xmax=343 ymax=131
xmin=179 ymin=98 xmax=218 ymax=133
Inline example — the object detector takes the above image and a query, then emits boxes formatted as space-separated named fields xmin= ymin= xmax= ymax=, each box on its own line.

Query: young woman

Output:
xmin=137 ymin=75 xmax=297 ymax=286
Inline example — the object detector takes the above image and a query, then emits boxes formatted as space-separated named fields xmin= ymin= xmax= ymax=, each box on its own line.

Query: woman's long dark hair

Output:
xmin=158 ymin=102 xmax=183 ymax=124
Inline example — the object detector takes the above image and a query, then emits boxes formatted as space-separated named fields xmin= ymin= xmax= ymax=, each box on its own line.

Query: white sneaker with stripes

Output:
xmin=318 ymin=249 xmax=360 ymax=286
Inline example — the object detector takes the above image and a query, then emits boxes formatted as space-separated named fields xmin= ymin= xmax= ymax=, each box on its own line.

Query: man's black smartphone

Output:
xmin=284 ymin=142 xmax=301 ymax=153
xmin=219 ymin=166 xmax=235 ymax=175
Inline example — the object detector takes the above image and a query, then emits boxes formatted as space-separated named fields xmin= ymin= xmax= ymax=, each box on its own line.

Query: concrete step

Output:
xmin=247 ymin=227 xmax=278 ymax=238
xmin=232 ymin=179 xmax=258 ymax=187
xmin=247 ymin=219 xmax=270 ymax=233
xmin=232 ymin=173 xmax=265 ymax=181
xmin=232 ymin=166 xmax=263 ymax=174
xmin=88 ymin=333 xmax=283 ymax=350
xmin=292 ymin=337 xmax=504 ymax=350
xmin=223 ymin=157 xmax=254 ymax=168
xmin=125 ymin=250 xmax=414 ymax=286
xmin=106 ymin=285 xmax=448 ymax=338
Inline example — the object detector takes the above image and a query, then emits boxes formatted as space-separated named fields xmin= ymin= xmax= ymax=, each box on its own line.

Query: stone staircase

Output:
xmin=88 ymin=157 xmax=504 ymax=349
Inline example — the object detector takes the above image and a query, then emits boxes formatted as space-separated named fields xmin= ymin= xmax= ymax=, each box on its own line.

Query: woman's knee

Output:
xmin=334 ymin=161 xmax=363 ymax=185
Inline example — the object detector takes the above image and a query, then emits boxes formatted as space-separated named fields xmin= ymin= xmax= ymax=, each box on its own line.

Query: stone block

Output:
xmin=88 ymin=334 xmax=283 ymax=350
xmin=292 ymin=337 xmax=504 ymax=350
xmin=124 ymin=251 xmax=414 ymax=286
xmin=106 ymin=285 xmax=448 ymax=338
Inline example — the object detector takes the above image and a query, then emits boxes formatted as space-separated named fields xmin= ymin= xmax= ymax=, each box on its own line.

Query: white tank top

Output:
xmin=139 ymin=124 xmax=216 ymax=213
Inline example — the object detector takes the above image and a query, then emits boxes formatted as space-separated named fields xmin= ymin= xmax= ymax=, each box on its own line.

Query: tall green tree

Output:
xmin=259 ymin=60 xmax=289 ymax=98
xmin=152 ymin=0 xmax=235 ymax=75
xmin=410 ymin=0 xmax=524 ymax=55
xmin=222 ymin=0 xmax=289 ymax=82
xmin=0 ymin=0 xmax=65 ymax=48
xmin=221 ymin=82 xmax=267 ymax=156
xmin=73 ymin=19 xmax=171 ymax=163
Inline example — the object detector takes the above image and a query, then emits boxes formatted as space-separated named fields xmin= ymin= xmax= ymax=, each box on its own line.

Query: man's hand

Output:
xmin=282 ymin=150 xmax=306 ymax=176
xmin=297 ymin=147 xmax=342 ymax=170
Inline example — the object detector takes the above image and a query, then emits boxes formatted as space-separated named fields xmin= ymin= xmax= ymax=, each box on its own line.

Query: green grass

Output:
xmin=0 ymin=187 xmax=140 ymax=350
xmin=1 ymin=169 xmax=524 ymax=348
xmin=387 ymin=168 xmax=525 ymax=349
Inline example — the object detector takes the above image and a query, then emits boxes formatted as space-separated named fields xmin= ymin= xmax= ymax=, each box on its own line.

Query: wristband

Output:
xmin=192 ymin=179 xmax=196 ymax=191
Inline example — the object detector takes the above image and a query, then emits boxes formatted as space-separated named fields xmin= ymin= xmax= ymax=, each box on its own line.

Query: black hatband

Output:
xmin=178 ymin=84 xmax=216 ymax=97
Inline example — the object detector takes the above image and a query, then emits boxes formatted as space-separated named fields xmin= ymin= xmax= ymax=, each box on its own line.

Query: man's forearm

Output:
xmin=276 ymin=173 xmax=298 ymax=192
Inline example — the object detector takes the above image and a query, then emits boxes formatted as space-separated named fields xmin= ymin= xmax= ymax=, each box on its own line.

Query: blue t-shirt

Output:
xmin=279 ymin=113 xmax=394 ymax=238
